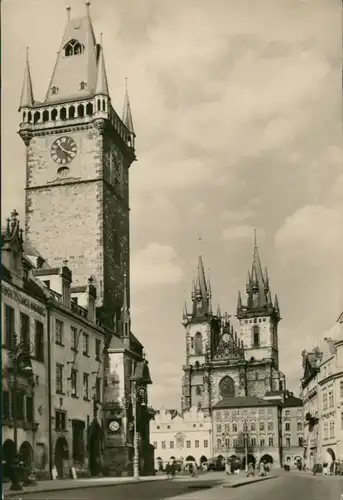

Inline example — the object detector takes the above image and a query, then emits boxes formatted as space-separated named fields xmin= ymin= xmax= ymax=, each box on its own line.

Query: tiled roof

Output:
xmin=282 ymin=395 xmax=303 ymax=408
xmin=45 ymin=16 xmax=98 ymax=103
xmin=213 ymin=396 xmax=275 ymax=409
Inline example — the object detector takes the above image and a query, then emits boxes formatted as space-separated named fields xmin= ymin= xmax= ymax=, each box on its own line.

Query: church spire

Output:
xmin=19 ymin=47 xmax=34 ymax=110
xmin=44 ymin=4 xmax=98 ymax=103
xmin=122 ymin=78 xmax=135 ymax=133
xmin=191 ymin=255 xmax=211 ymax=318
xmin=237 ymin=231 xmax=280 ymax=319
xmin=95 ymin=35 xmax=109 ymax=96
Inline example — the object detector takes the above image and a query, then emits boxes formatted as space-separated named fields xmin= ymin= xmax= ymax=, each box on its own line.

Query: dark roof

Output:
xmin=213 ymin=396 xmax=275 ymax=409
xmin=282 ymin=395 xmax=303 ymax=408
xmin=264 ymin=390 xmax=282 ymax=397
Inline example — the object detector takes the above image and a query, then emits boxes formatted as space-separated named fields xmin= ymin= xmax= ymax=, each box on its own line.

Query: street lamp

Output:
xmin=243 ymin=420 xmax=249 ymax=472
xmin=122 ymin=384 xmax=147 ymax=480
xmin=7 ymin=333 xmax=34 ymax=491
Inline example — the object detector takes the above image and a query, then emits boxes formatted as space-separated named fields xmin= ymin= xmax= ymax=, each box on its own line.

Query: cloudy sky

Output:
xmin=2 ymin=0 xmax=342 ymax=409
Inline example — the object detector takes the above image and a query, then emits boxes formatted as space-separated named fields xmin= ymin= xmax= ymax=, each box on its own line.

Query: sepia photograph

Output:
xmin=1 ymin=0 xmax=342 ymax=498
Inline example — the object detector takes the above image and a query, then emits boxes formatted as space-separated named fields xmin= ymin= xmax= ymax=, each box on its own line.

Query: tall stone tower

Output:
xmin=237 ymin=233 xmax=284 ymax=395
xmin=18 ymin=5 xmax=135 ymax=326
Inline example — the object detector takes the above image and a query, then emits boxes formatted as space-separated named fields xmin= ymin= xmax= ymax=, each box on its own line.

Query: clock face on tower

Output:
xmin=50 ymin=136 xmax=77 ymax=165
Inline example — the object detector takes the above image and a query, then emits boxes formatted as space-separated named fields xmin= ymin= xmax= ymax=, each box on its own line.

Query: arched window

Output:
xmin=86 ymin=103 xmax=93 ymax=116
xmin=252 ymin=325 xmax=260 ymax=347
xmin=51 ymin=86 xmax=59 ymax=95
xmin=80 ymin=81 xmax=87 ymax=90
xmin=69 ymin=106 xmax=75 ymax=119
xmin=77 ymin=104 xmax=85 ymax=118
xmin=64 ymin=39 xmax=85 ymax=57
xmin=194 ymin=332 xmax=203 ymax=355
xmin=42 ymin=110 xmax=49 ymax=122
xmin=219 ymin=376 xmax=235 ymax=399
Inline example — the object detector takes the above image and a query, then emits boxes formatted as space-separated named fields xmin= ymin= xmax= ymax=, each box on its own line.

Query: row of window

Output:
xmin=217 ymin=436 xmax=275 ymax=448
xmin=215 ymin=420 xmax=295 ymax=434
xmin=216 ymin=408 xmax=273 ymax=420
xmin=4 ymin=306 xmax=44 ymax=361
xmin=323 ymin=421 xmax=336 ymax=440
xmin=154 ymin=439 xmax=209 ymax=450
xmin=322 ymin=391 xmax=335 ymax=410
xmin=2 ymin=390 xmax=34 ymax=422
xmin=156 ymin=423 xmax=205 ymax=430
xmin=56 ymin=320 xmax=102 ymax=360
xmin=4 ymin=306 xmax=103 ymax=362
xmin=55 ymin=363 xmax=101 ymax=401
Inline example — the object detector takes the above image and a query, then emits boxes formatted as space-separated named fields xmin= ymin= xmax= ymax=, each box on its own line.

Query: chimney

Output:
xmin=61 ymin=261 xmax=72 ymax=307
xmin=87 ymin=276 xmax=97 ymax=322
xmin=87 ymin=276 xmax=96 ymax=323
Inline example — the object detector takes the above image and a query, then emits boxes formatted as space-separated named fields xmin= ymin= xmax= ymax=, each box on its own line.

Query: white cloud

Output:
xmin=275 ymin=204 xmax=342 ymax=265
xmin=131 ymin=243 xmax=184 ymax=287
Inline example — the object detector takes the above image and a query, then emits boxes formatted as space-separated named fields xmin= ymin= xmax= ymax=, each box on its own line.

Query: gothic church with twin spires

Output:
xmin=181 ymin=237 xmax=285 ymax=415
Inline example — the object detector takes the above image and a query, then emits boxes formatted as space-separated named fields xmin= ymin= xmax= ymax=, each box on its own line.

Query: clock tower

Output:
xmin=19 ymin=5 xmax=135 ymax=324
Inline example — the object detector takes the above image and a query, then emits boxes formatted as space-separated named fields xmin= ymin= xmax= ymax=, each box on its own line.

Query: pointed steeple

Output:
xmin=237 ymin=230 xmax=280 ymax=320
xmin=19 ymin=47 xmax=34 ymax=110
xmin=190 ymin=255 xmax=211 ymax=317
xmin=237 ymin=291 xmax=242 ymax=312
xmin=216 ymin=304 xmax=221 ymax=319
xmin=95 ymin=35 xmax=109 ymax=96
xmin=122 ymin=78 xmax=135 ymax=133
xmin=44 ymin=4 xmax=98 ymax=103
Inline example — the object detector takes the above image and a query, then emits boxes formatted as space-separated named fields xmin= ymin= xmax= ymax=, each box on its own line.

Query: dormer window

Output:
xmin=64 ymin=39 xmax=85 ymax=57
xmin=80 ymin=81 xmax=87 ymax=90
xmin=51 ymin=86 xmax=59 ymax=95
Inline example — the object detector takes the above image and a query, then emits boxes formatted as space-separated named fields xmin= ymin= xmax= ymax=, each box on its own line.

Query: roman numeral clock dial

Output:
xmin=50 ymin=136 xmax=77 ymax=165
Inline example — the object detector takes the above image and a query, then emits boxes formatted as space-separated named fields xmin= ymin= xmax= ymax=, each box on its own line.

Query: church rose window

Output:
xmin=219 ymin=375 xmax=235 ymax=398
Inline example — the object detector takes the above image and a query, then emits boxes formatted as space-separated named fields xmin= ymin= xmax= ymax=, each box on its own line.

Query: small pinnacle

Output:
xmin=254 ymin=228 xmax=257 ymax=247
xmin=66 ymin=6 xmax=71 ymax=20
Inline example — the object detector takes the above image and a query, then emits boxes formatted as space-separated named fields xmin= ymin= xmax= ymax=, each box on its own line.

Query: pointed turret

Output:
xmin=216 ymin=304 xmax=221 ymax=319
xmin=181 ymin=300 xmax=188 ymax=326
xmin=19 ymin=48 xmax=34 ymax=110
xmin=237 ymin=230 xmax=280 ymax=320
xmin=95 ymin=37 xmax=109 ymax=96
xmin=237 ymin=291 xmax=242 ymax=313
xmin=44 ymin=4 xmax=98 ymax=103
xmin=274 ymin=294 xmax=280 ymax=314
xmin=122 ymin=78 xmax=135 ymax=133
xmin=190 ymin=255 xmax=211 ymax=318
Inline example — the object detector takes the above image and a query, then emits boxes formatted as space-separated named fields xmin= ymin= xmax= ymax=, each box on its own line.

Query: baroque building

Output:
xmin=4 ymin=4 xmax=153 ymax=479
xmin=301 ymin=318 xmax=343 ymax=469
xmin=181 ymin=237 xmax=285 ymax=415
xmin=150 ymin=407 xmax=212 ymax=470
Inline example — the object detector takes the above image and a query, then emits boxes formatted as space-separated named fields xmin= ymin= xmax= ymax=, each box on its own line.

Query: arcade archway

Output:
xmin=242 ymin=454 xmax=256 ymax=469
xmin=325 ymin=448 xmax=336 ymax=464
xmin=2 ymin=439 xmax=16 ymax=463
xmin=200 ymin=455 xmax=207 ymax=463
xmin=55 ymin=436 xmax=69 ymax=478
xmin=260 ymin=454 xmax=273 ymax=465
xmin=88 ymin=420 xmax=102 ymax=477
xmin=19 ymin=441 xmax=34 ymax=468
xmin=185 ymin=455 xmax=196 ymax=462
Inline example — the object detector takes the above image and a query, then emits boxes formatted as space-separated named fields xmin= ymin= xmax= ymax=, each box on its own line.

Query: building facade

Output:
xmin=301 ymin=322 xmax=343 ymax=468
xmin=212 ymin=391 xmax=303 ymax=468
xmin=9 ymin=4 xmax=154 ymax=479
xmin=2 ymin=211 xmax=153 ymax=478
xmin=150 ymin=407 xmax=212 ymax=469
xmin=181 ymin=238 xmax=285 ymax=416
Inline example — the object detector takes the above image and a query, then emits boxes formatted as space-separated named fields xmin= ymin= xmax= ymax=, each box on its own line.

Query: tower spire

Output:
xmin=19 ymin=47 xmax=34 ymax=110
xmin=95 ymin=34 xmax=109 ymax=95
xmin=122 ymin=78 xmax=135 ymax=133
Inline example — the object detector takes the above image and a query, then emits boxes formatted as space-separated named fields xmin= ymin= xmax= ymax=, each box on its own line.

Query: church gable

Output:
xmin=213 ymin=321 xmax=244 ymax=362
